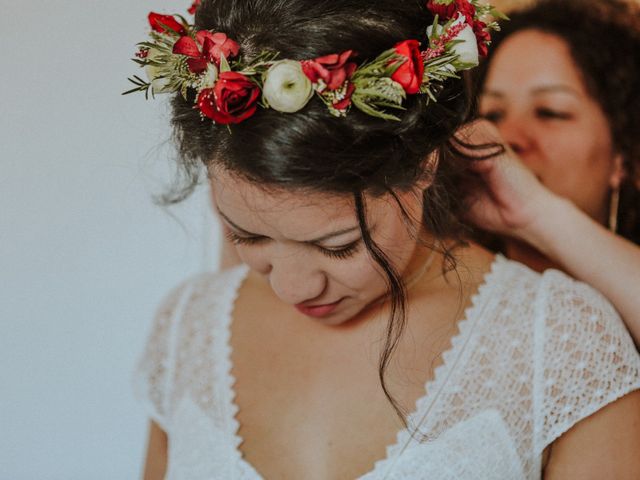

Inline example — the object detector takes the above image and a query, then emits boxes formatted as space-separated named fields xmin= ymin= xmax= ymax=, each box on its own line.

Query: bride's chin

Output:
xmin=335 ymin=295 xmax=390 ymax=327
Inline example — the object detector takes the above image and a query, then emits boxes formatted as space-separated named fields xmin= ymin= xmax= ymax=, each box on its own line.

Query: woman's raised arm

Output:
xmin=463 ymin=121 xmax=640 ymax=345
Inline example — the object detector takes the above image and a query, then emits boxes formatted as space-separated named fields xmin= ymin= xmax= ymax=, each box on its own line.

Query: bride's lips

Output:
xmin=295 ymin=298 xmax=343 ymax=318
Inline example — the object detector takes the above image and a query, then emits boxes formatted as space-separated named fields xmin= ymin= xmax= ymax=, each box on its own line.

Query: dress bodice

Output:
xmin=133 ymin=256 xmax=640 ymax=479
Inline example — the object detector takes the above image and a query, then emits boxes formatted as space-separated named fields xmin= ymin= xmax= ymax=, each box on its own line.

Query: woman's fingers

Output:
xmin=459 ymin=120 xmax=553 ymax=235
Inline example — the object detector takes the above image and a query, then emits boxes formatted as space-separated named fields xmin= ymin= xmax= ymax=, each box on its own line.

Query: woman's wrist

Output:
xmin=516 ymin=193 xmax=579 ymax=258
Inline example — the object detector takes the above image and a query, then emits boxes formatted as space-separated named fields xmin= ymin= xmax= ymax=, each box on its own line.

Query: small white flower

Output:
xmin=427 ymin=14 xmax=479 ymax=69
xmin=201 ymin=63 xmax=219 ymax=89
xmin=451 ymin=23 xmax=479 ymax=67
xmin=262 ymin=60 xmax=313 ymax=113
xmin=145 ymin=47 xmax=173 ymax=94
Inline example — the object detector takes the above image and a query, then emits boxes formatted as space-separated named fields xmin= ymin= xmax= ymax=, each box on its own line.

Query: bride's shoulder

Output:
xmin=495 ymin=255 xmax=617 ymax=315
xmin=506 ymin=258 xmax=622 ymax=328
xmin=489 ymin=256 xmax=636 ymax=351
xmin=497 ymin=256 xmax=638 ymax=373
xmin=485 ymin=257 xmax=640 ymax=451
xmin=517 ymin=265 xmax=640 ymax=453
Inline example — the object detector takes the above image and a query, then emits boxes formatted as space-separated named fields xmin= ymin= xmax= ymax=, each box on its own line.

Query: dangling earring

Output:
xmin=608 ymin=185 xmax=620 ymax=233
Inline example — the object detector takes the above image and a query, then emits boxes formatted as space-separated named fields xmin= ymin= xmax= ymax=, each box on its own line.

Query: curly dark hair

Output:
xmin=474 ymin=0 xmax=640 ymax=244
xmin=166 ymin=0 xmax=494 ymax=424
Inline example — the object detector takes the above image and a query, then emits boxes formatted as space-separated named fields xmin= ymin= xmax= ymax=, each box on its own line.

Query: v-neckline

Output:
xmin=217 ymin=255 xmax=505 ymax=480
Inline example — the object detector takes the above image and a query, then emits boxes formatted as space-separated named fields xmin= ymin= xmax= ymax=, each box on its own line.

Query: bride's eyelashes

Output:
xmin=225 ymin=230 xmax=361 ymax=260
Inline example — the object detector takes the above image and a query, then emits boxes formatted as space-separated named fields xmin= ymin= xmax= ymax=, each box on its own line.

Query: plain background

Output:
xmin=1 ymin=0 xmax=221 ymax=478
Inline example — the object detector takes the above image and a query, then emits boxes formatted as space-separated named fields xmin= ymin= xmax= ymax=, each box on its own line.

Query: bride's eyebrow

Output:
xmin=216 ymin=207 xmax=363 ymax=243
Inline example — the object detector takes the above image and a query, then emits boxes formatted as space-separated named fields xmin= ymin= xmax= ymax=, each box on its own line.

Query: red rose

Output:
xmin=426 ymin=0 xmax=476 ymax=25
xmin=301 ymin=50 xmax=358 ymax=91
xmin=473 ymin=21 xmax=491 ymax=56
xmin=198 ymin=31 xmax=240 ymax=63
xmin=426 ymin=0 xmax=457 ymax=19
xmin=456 ymin=0 xmax=477 ymax=23
xmin=188 ymin=0 xmax=201 ymax=15
xmin=173 ymin=31 xmax=240 ymax=73
xmin=148 ymin=12 xmax=186 ymax=35
xmin=197 ymin=72 xmax=260 ymax=124
xmin=390 ymin=40 xmax=424 ymax=94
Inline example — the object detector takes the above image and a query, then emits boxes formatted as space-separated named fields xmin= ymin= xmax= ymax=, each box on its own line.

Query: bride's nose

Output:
xmin=267 ymin=254 xmax=327 ymax=306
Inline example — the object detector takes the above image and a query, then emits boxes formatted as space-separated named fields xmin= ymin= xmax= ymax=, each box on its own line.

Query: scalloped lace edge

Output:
xmin=370 ymin=254 xmax=507 ymax=477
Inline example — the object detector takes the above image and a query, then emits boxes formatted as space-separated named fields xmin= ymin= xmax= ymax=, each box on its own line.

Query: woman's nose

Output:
xmin=496 ymin=113 xmax=532 ymax=156
xmin=268 ymin=255 xmax=327 ymax=306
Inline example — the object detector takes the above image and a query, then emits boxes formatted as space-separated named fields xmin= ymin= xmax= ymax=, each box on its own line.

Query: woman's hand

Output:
xmin=458 ymin=120 xmax=561 ymax=243
xmin=460 ymin=121 xmax=640 ymax=346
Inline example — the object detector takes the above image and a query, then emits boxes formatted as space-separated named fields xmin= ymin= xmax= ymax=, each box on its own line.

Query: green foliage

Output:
xmin=348 ymin=49 xmax=409 ymax=120
xmin=122 ymin=75 xmax=152 ymax=99
xmin=352 ymin=77 xmax=406 ymax=121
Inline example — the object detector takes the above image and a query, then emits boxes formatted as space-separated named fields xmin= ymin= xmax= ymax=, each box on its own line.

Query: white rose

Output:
xmin=145 ymin=47 xmax=173 ymax=94
xmin=427 ymin=14 xmax=479 ymax=68
xmin=262 ymin=60 xmax=313 ymax=113
xmin=451 ymin=24 xmax=479 ymax=67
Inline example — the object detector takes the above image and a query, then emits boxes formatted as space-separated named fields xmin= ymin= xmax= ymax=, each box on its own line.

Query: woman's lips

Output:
xmin=295 ymin=298 xmax=343 ymax=318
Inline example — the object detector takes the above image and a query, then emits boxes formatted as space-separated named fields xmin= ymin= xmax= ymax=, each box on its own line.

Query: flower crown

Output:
xmin=125 ymin=0 xmax=503 ymax=124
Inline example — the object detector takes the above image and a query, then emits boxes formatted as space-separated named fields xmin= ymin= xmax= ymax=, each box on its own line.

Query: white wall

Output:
xmin=0 ymin=1 xmax=220 ymax=478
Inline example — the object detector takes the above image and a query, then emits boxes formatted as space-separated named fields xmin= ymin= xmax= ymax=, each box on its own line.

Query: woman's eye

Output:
xmin=480 ymin=110 xmax=504 ymax=123
xmin=535 ymin=108 xmax=572 ymax=120
xmin=225 ymin=231 xmax=267 ymax=246
xmin=318 ymin=240 xmax=361 ymax=260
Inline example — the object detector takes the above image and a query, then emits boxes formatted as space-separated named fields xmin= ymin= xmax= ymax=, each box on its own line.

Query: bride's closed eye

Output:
xmin=225 ymin=230 xmax=362 ymax=260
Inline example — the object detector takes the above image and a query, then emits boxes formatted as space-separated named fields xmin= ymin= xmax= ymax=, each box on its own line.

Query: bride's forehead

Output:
xmin=211 ymin=171 xmax=355 ymax=216
xmin=210 ymin=167 xmax=403 ymax=225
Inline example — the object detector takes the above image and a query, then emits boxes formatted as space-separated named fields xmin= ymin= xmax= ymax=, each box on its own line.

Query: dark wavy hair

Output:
xmin=474 ymin=0 xmax=640 ymax=244
xmin=167 ymin=0 xmax=489 ymax=424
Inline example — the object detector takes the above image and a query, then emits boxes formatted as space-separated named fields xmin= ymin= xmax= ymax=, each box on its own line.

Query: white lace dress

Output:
xmin=133 ymin=255 xmax=640 ymax=479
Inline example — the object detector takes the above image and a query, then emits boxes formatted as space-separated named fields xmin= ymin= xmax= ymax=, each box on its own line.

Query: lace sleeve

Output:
xmin=536 ymin=270 xmax=640 ymax=452
xmin=132 ymin=279 xmax=195 ymax=431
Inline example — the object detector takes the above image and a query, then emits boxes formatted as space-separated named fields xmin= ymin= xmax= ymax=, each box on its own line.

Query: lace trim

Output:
xmin=214 ymin=264 xmax=259 ymax=471
xmin=371 ymin=254 xmax=508 ymax=478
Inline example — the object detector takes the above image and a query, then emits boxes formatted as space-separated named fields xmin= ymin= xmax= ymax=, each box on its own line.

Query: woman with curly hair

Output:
xmin=473 ymin=0 xmax=640 ymax=345
xmin=127 ymin=0 xmax=640 ymax=478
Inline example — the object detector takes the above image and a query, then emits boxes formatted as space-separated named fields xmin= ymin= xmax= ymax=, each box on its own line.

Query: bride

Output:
xmin=127 ymin=0 xmax=640 ymax=478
